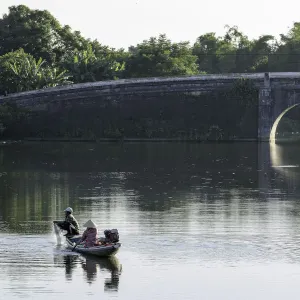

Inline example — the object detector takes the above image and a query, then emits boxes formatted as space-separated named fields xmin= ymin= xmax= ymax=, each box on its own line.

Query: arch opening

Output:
xmin=270 ymin=103 xmax=300 ymax=144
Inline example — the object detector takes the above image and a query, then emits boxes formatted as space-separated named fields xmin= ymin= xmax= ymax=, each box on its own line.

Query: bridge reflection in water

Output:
xmin=257 ymin=141 xmax=300 ymax=196
xmin=270 ymin=143 xmax=300 ymax=176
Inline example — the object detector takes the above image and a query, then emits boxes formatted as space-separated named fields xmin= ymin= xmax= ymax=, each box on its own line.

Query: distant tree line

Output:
xmin=0 ymin=5 xmax=299 ymax=95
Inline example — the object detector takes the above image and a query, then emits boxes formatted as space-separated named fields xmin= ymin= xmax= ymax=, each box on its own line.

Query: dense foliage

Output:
xmin=0 ymin=5 xmax=299 ymax=94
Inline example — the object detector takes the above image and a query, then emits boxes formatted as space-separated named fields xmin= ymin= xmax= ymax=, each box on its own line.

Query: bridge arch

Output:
xmin=270 ymin=103 xmax=300 ymax=144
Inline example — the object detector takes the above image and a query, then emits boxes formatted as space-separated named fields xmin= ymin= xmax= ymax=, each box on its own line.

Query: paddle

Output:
xmin=72 ymin=241 xmax=79 ymax=251
xmin=72 ymin=244 xmax=77 ymax=251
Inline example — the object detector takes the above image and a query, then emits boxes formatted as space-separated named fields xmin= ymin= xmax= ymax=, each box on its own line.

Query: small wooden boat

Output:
xmin=66 ymin=236 xmax=121 ymax=257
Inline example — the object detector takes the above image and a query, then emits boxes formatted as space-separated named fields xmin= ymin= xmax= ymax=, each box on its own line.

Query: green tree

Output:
xmin=193 ymin=26 xmax=275 ymax=73
xmin=247 ymin=35 xmax=275 ymax=72
xmin=269 ymin=22 xmax=300 ymax=71
xmin=125 ymin=34 xmax=199 ymax=78
xmin=0 ymin=5 xmax=89 ymax=63
xmin=223 ymin=26 xmax=252 ymax=72
xmin=192 ymin=32 xmax=222 ymax=73
xmin=61 ymin=44 xmax=125 ymax=83
xmin=0 ymin=49 xmax=72 ymax=94
xmin=224 ymin=27 xmax=275 ymax=72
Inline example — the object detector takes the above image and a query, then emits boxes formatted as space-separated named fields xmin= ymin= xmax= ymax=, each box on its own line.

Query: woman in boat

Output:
xmin=80 ymin=220 xmax=99 ymax=248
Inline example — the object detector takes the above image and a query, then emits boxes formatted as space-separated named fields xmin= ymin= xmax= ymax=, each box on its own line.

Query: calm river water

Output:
xmin=1 ymin=142 xmax=300 ymax=299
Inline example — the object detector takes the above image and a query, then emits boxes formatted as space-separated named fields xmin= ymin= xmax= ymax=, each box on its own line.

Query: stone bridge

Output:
xmin=1 ymin=72 xmax=300 ymax=142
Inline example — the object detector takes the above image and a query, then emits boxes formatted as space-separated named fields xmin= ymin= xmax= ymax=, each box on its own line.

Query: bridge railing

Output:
xmin=1 ymin=72 xmax=300 ymax=101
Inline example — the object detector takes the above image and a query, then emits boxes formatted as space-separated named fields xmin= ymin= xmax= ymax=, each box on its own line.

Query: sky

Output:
xmin=0 ymin=0 xmax=299 ymax=49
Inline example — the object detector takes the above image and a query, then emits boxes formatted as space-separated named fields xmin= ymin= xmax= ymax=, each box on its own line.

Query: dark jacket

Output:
xmin=65 ymin=214 xmax=79 ymax=231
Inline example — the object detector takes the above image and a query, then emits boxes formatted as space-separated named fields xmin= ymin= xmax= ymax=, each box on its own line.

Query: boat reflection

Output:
xmin=64 ymin=254 xmax=78 ymax=281
xmin=81 ymin=254 xmax=122 ymax=291
xmin=53 ymin=248 xmax=122 ymax=291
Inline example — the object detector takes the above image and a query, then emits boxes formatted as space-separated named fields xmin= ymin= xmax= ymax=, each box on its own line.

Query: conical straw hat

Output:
xmin=83 ymin=220 xmax=97 ymax=228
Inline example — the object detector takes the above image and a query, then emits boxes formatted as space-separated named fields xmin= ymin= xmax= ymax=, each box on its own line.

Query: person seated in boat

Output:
xmin=99 ymin=229 xmax=119 ymax=245
xmin=53 ymin=207 xmax=79 ymax=236
xmin=79 ymin=220 xmax=99 ymax=248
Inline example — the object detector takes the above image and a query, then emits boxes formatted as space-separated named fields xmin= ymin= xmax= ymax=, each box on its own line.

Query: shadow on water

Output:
xmin=53 ymin=247 xmax=122 ymax=291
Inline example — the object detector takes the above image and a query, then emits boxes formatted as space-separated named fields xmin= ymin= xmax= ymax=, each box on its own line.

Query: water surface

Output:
xmin=0 ymin=142 xmax=300 ymax=299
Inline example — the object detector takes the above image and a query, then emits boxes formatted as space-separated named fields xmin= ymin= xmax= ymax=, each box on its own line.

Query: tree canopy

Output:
xmin=0 ymin=5 xmax=300 ymax=94
xmin=125 ymin=34 xmax=199 ymax=78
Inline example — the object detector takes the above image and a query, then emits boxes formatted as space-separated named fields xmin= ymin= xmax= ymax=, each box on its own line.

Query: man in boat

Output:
xmin=53 ymin=207 xmax=79 ymax=236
